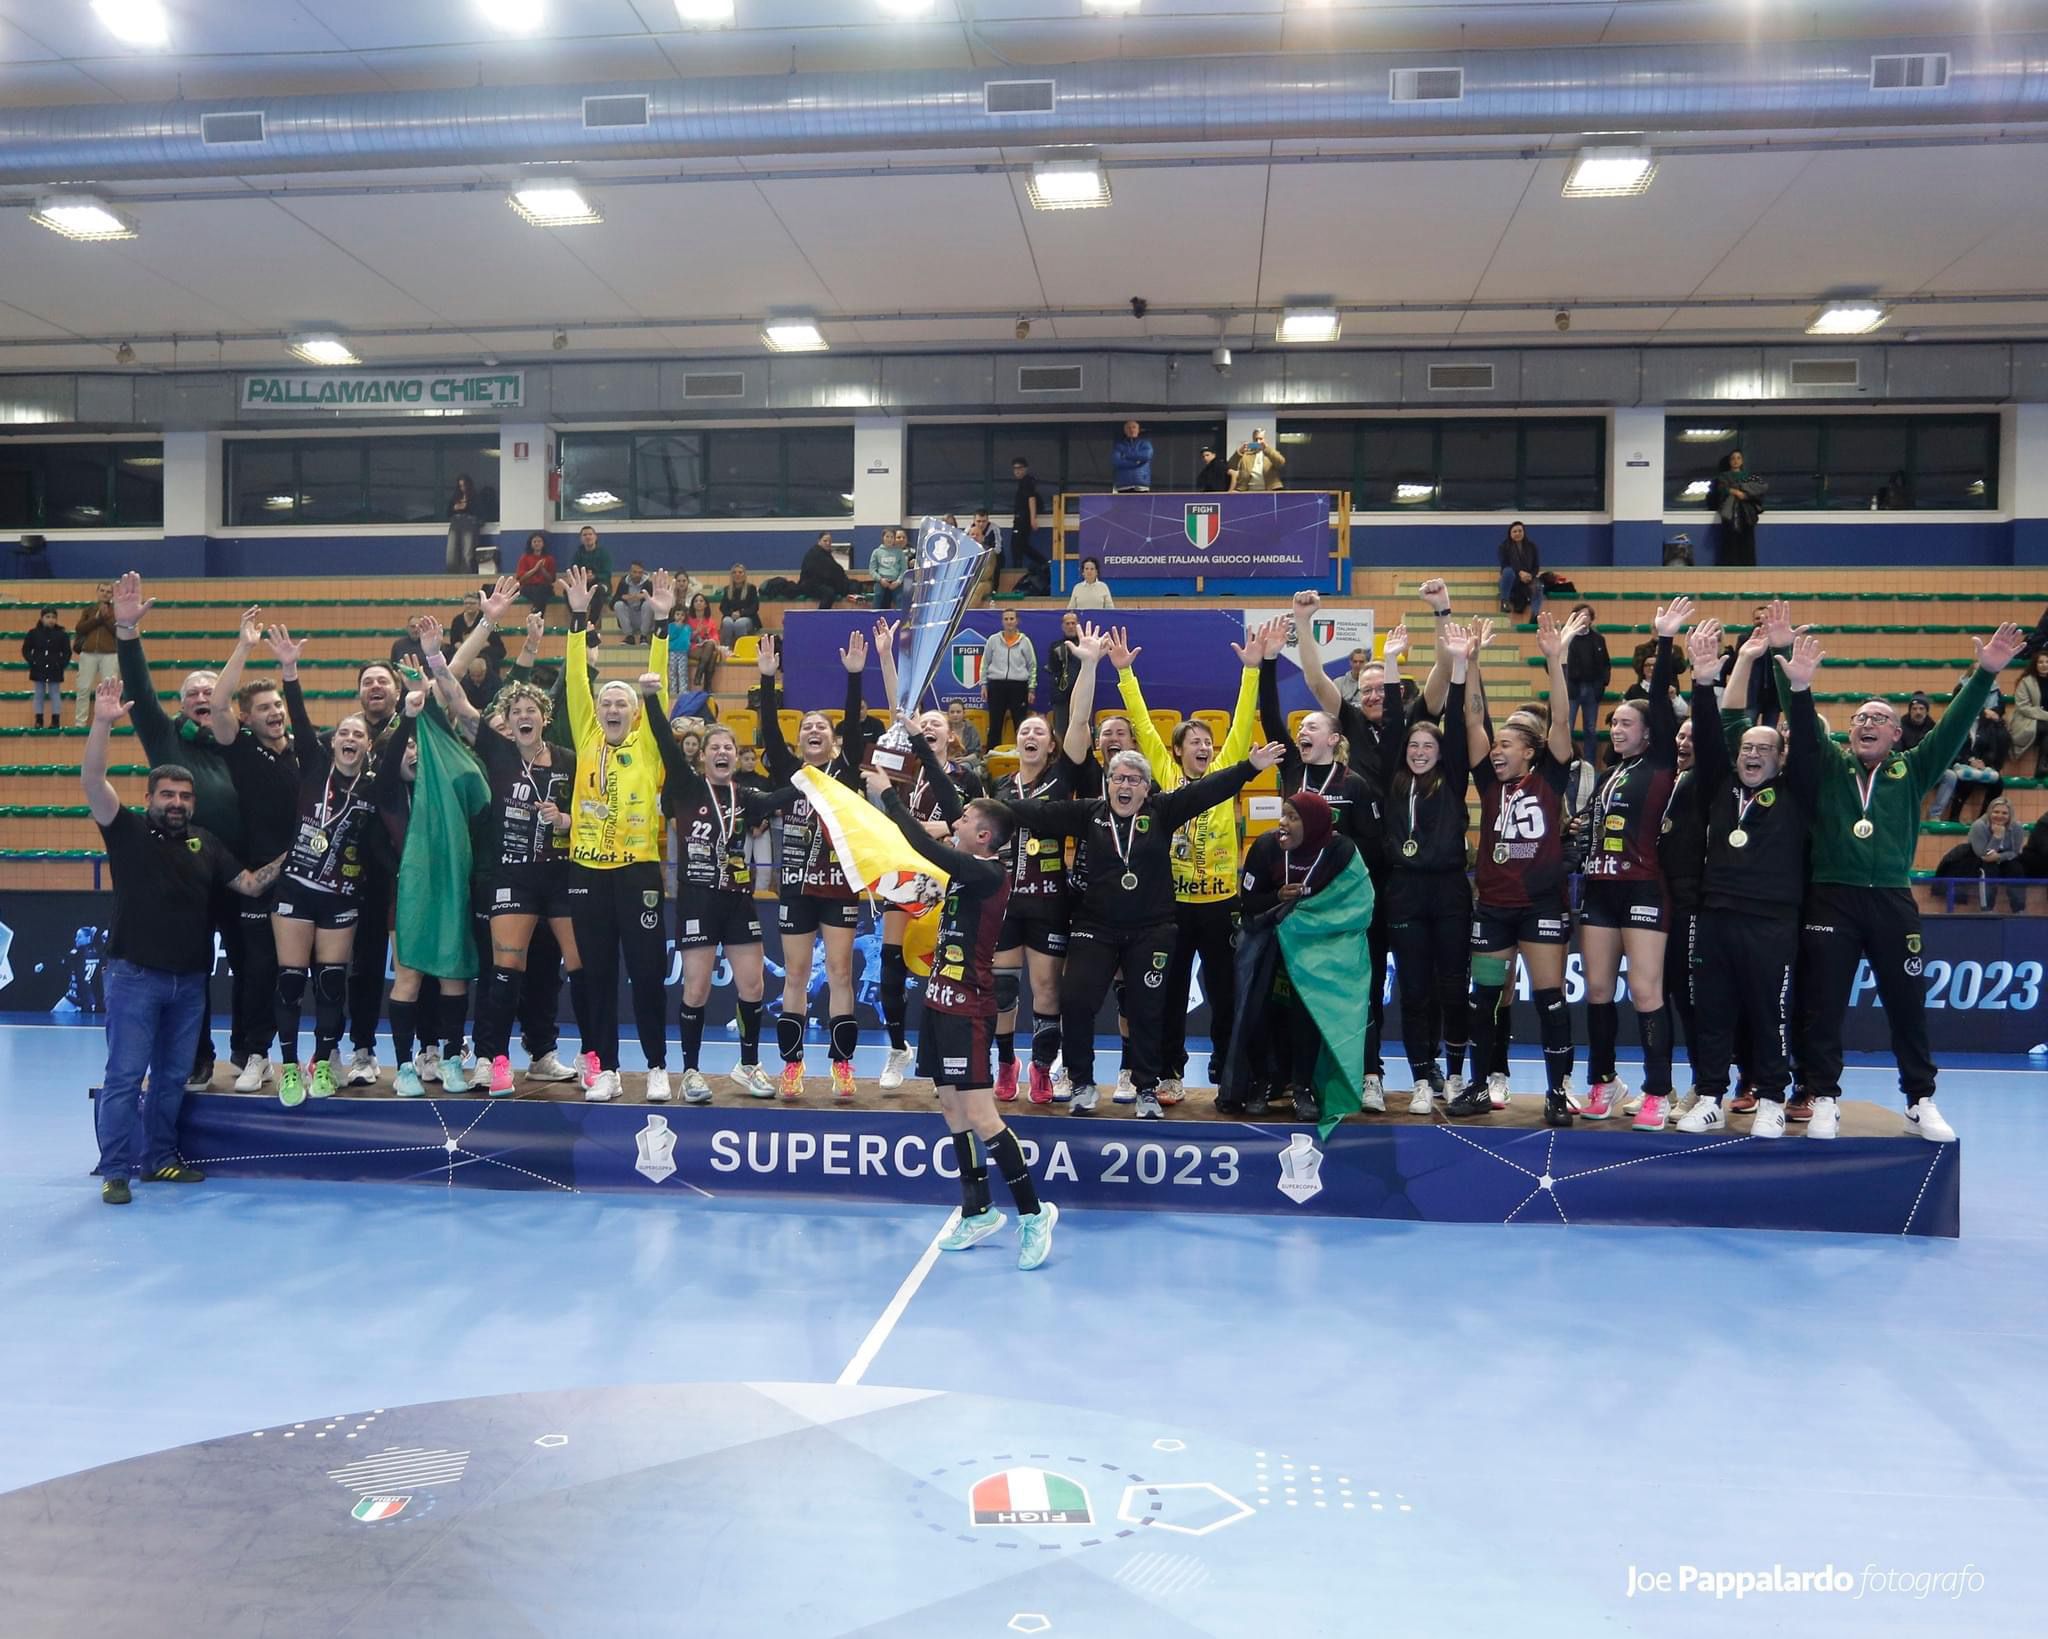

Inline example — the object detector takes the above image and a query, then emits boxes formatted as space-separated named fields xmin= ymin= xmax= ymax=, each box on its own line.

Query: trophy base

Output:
xmin=864 ymin=740 xmax=918 ymax=788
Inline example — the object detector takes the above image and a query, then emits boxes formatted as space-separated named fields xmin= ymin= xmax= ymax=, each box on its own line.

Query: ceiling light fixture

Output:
xmin=92 ymin=0 xmax=169 ymax=47
xmin=1026 ymin=153 xmax=1111 ymax=211
xmin=674 ymin=0 xmax=737 ymax=22
xmin=30 ymin=194 xmax=137 ymax=242
xmin=1807 ymin=300 xmax=1889 ymax=335
xmin=1275 ymin=306 xmax=1341 ymax=344
xmin=762 ymin=314 xmax=828 ymax=353
xmin=1677 ymin=426 xmax=1735 ymax=443
xmin=1083 ymin=0 xmax=1143 ymax=12
xmin=509 ymin=180 xmax=603 ymax=226
xmin=115 ymin=342 xmax=136 ymax=365
xmin=475 ymin=0 xmax=545 ymax=28
xmin=876 ymin=0 xmax=939 ymax=17
xmin=288 ymin=333 xmax=360 ymax=366
xmin=1562 ymin=144 xmax=1658 ymax=198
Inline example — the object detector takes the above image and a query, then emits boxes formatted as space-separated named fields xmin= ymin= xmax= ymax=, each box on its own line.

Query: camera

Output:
xmin=1554 ymin=310 xmax=1571 ymax=332
xmin=1130 ymin=296 xmax=1149 ymax=319
xmin=1211 ymin=344 xmax=1232 ymax=374
xmin=1014 ymin=318 xmax=1031 ymax=341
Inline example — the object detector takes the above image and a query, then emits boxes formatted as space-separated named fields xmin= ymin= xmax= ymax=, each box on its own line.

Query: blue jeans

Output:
xmin=1497 ymin=564 xmax=1545 ymax=619
xmin=1569 ymin=681 xmax=1605 ymax=767
xmin=96 ymin=959 xmax=210 ymax=1178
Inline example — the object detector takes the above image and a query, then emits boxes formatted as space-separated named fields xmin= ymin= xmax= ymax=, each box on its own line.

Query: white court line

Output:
xmin=835 ymin=1209 xmax=959 ymax=1388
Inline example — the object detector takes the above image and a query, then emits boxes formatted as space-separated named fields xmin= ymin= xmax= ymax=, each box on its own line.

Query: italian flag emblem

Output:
xmin=970 ymin=1467 xmax=1093 ymax=1526
xmin=352 ymin=1495 xmax=410 ymax=1522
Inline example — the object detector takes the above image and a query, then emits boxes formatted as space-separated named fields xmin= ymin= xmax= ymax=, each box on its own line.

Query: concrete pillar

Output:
xmin=1609 ymin=406 xmax=1664 ymax=568
xmin=2009 ymin=404 xmax=2047 ymax=565
xmin=497 ymin=420 xmax=552 ymax=541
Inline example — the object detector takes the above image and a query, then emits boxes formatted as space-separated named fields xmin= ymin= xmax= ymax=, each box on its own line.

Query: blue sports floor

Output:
xmin=2 ymin=1018 xmax=2043 ymax=1637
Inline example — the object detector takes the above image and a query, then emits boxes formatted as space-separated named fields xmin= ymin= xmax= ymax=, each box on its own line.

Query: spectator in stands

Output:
xmin=1708 ymin=450 xmax=1764 ymax=567
xmin=390 ymin=617 xmax=430 ymax=669
xmin=1496 ymin=521 xmax=1543 ymax=619
xmin=73 ymin=584 xmax=120 ymax=728
xmin=1564 ymin=603 xmax=1612 ymax=766
xmin=564 ymin=526 xmax=612 ymax=626
xmin=1011 ymin=459 xmax=1046 ymax=575
xmin=1968 ymin=797 xmax=2028 ymax=911
xmin=21 ymin=604 xmax=67 ymax=730
xmin=447 ymin=588 xmax=506 ymax=670
xmin=968 ymin=511 xmax=999 ymax=553
xmin=981 ymin=608 xmax=1037 ymax=747
xmin=946 ymin=698 xmax=984 ymax=761
xmin=2012 ymin=648 xmax=2048 ymax=776
xmin=1112 ymin=420 xmax=1153 ymax=492
xmin=515 ymin=532 xmax=556 ymax=614
xmin=614 ymin=560 xmax=655 ymax=642
xmin=870 ymin=528 xmax=909 ymax=611
xmin=446 ymin=473 xmax=482 ymax=572
xmin=799 ymin=531 xmax=856 ymax=609
xmin=1933 ymin=695 xmax=2013 ymax=821
xmin=1900 ymin=691 xmax=1934 ymax=751
xmin=1195 ymin=443 xmax=1231 ymax=493
xmin=1228 ymin=428 xmax=1285 ymax=492
xmin=1048 ymin=610 xmax=1086 ymax=733
xmin=682 ymin=592 xmax=721 ymax=691
xmin=1335 ymin=647 xmax=1372 ymax=708
xmin=718 ymin=563 xmax=761 ymax=642
xmin=1067 ymin=556 xmax=1114 ymax=611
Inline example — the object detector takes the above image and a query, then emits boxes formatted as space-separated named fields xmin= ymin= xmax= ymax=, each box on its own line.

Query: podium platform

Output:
xmin=165 ymin=1078 xmax=1960 ymax=1238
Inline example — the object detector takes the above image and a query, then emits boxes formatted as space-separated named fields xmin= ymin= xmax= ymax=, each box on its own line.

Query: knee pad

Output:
xmin=1471 ymin=954 xmax=1509 ymax=987
xmin=881 ymin=945 xmax=908 ymax=987
xmin=314 ymin=964 xmax=349 ymax=1005
xmin=994 ymin=971 xmax=1021 ymax=1014
xmin=1533 ymin=986 xmax=1565 ymax=1015
xmin=275 ymin=967 xmax=309 ymax=1006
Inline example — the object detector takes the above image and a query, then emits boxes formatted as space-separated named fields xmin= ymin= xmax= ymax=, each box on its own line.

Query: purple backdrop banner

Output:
xmin=779 ymin=608 xmax=1249 ymax=719
xmin=1076 ymin=492 xmax=1334 ymax=579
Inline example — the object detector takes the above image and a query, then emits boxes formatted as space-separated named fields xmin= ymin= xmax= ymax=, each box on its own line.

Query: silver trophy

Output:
xmin=867 ymin=516 xmax=993 ymax=786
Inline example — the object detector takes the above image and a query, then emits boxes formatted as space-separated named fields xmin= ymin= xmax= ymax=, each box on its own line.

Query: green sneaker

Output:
xmin=937 ymin=1208 xmax=1007 ymax=1252
xmin=277 ymin=1064 xmax=306 ymax=1108
xmin=1016 ymin=1201 xmax=1059 ymax=1271
xmin=101 ymin=1177 xmax=132 ymax=1205
xmin=309 ymin=1059 xmax=338 ymax=1099
xmin=439 ymin=1057 xmax=470 ymax=1094
xmin=145 ymin=1163 xmax=205 ymax=1184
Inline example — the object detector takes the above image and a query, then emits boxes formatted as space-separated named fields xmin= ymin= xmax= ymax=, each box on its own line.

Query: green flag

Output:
xmin=1273 ymin=852 xmax=1375 ymax=1140
xmin=394 ymin=708 xmax=489 ymax=980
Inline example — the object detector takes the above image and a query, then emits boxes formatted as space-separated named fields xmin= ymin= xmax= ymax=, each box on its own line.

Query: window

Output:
xmin=1275 ymin=418 xmax=1606 ymax=511
xmin=555 ymin=428 xmax=853 ymax=521
xmin=0 ymin=442 xmax=164 ymax=528
xmin=906 ymin=421 xmax=1224 ymax=517
xmin=1662 ymin=415 xmax=1998 ymax=510
xmin=223 ymin=436 xmax=499 ymax=527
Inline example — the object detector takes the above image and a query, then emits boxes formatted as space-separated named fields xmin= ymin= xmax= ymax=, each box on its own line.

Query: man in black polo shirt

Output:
xmin=82 ymin=678 xmax=283 ymax=1204
xmin=1010 ymin=457 xmax=1044 ymax=574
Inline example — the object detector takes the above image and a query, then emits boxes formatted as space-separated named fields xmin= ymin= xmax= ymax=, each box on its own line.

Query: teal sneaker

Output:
xmin=394 ymin=1065 xmax=426 ymax=1099
xmin=277 ymin=1064 xmax=306 ymax=1109
xmin=439 ymin=1057 xmax=470 ymax=1094
xmin=937 ymin=1209 xmax=1007 ymax=1252
xmin=1016 ymin=1201 xmax=1059 ymax=1271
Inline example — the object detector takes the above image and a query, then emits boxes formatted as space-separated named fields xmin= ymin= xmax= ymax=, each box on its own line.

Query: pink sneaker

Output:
xmin=488 ymin=1054 xmax=515 ymax=1097
xmin=995 ymin=1060 xmax=1020 ymax=1102
xmin=1028 ymin=1062 xmax=1055 ymax=1105
xmin=578 ymin=1050 xmax=601 ymax=1090
xmin=1631 ymin=1093 xmax=1669 ymax=1132
xmin=1582 ymin=1078 xmax=1617 ymax=1120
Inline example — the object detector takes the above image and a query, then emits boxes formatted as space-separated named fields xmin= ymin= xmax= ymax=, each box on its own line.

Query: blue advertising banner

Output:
xmin=1076 ymin=492 xmax=1334 ymax=580
xmin=780 ymin=608 xmax=1249 ymax=720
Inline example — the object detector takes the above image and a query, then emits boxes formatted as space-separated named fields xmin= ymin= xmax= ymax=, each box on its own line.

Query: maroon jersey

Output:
xmin=879 ymin=792 xmax=1010 ymax=1018
xmin=1584 ymin=756 xmax=1678 ymax=882
xmin=996 ymin=754 xmax=1088 ymax=904
xmin=1474 ymin=753 xmax=1571 ymax=908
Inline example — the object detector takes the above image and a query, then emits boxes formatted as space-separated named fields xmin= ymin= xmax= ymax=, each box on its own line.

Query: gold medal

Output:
xmin=1852 ymin=818 xmax=1874 ymax=839
xmin=1401 ymin=838 xmax=1420 ymax=858
xmin=1492 ymin=843 xmax=1509 ymax=865
xmin=1727 ymin=828 xmax=1749 ymax=849
xmin=307 ymin=828 xmax=329 ymax=855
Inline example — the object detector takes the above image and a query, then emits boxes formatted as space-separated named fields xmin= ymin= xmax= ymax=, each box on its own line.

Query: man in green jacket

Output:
xmin=1774 ymin=600 xmax=2024 ymax=1142
xmin=111 ymin=571 xmax=251 ymax=1090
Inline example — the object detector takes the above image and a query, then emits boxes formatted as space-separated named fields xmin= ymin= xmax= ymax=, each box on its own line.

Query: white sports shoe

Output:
xmin=879 ymin=1046 xmax=914 ymax=1090
xmin=1051 ymin=1060 xmax=1072 ymax=1103
xmin=344 ymin=1047 xmax=381 ymax=1086
xmin=232 ymin=1055 xmax=273 ymax=1093
xmin=585 ymin=1069 xmax=620 ymax=1104
xmin=525 ymin=1050 xmax=578 ymax=1083
xmin=680 ymin=1069 xmax=713 ymax=1104
xmin=458 ymin=1039 xmax=478 ymax=1074
xmin=1751 ymin=1099 xmax=1787 ymax=1139
xmin=644 ymin=1068 xmax=673 ymax=1103
xmin=1807 ymin=1096 xmax=1841 ymax=1139
xmin=1406 ymin=1082 xmax=1434 ymax=1115
xmin=1675 ymin=1095 xmax=1724 ymax=1133
xmin=730 ymin=1063 xmax=776 ymax=1099
xmin=1113 ymin=1068 xmax=1137 ymax=1104
xmin=1360 ymin=1076 xmax=1386 ymax=1113
xmin=415 ymin=1047 xmax=443 ymax=1085
xmin=1902 ymin=1099 xmax=1953 ymax=1142
xmin=1486 ymin=1072 xmax=1510 ymax=1109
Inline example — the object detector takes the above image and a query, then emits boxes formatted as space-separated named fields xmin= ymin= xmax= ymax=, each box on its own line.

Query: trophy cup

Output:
xmin=866 ymin=516 xmax=993 ymax=786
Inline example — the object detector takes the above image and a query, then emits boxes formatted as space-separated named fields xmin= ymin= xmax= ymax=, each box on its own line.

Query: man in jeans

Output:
xmin=80 ymin=677 xmax=282 ymax=1203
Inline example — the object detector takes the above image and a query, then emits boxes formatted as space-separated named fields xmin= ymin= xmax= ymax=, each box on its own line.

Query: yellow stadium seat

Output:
xmin=731 ymin=634 xmax=759 ymax=664
xmin=777 ymin=709 xmax=803 ymax=744
xmin=1192 ymin=709 xmax=1230 ymax=745
xmin=1149 ymin=709 xmax=1180 ymax=744
xmin=965 ymin=708 xmax=990 ymax=743
xmin=1287 ymin=709 xmax=1311 ymax=738
xmin=722 ymin=707 xmax=759 ymax=746
xmin=1245 ymin=764 xmax=1279 ymax=793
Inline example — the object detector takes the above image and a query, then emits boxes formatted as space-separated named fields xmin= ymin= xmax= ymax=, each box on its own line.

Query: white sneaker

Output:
xmin=526 ymin=1050 xmax=579 ymax=1083
xmin=1051 ymin=1060 xmax=1072 ymax=1103
xmin=585 ymin=1069 xmax=620 ymax=1103
xmin=1675 ymin=1095 xmax=1724 ymax=1133
xmin=1113 ymin=1069 xmax=1137 ymax=1105
xmin=458 ymin=1039 xmax=478 ymax=1075
xmin=344 ymin=1047 xmax=380 ymax=1086
xmin=1620 ymin=1083 xmax=1645 ymax=1116
xmin=415 ymin=1047 xmax=443 ymax=1086
xmin=1486 ymin=1072 xmax=1510 ymax=1109
xmin=233 ymin=1055 xmax=273 ymax=1092
xmin=1751 ymin=1099 xmax=1787 ymax=1139
xmin=1359 ymin=1072 xmax=1384 ymax=1111
xmin=1902 ymin=1099 xmax=1953 ymax=1142
xmin=680 ymin=1068 xmax=713 ymax=1104
xmin=1803 ymin=1096 xmax=1838 ymax=1139
xmin=645 ymin=1067 xmax=672 ymax=1103
xmin=729 ymin=1063 xmax=776 ymax=1099
xmin=1406 ymin=1082 xmax=1434 ymax=1115
xmin=879 ymin=1046 xmax=914 ymax=1090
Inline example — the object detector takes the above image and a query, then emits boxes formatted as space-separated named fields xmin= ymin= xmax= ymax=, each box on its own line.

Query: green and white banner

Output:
xmin=239 ymin=370 xmax=525 ymax=412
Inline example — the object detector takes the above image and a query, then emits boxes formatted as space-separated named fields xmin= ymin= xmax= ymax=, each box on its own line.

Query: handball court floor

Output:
xmin=1 ymin=1017 xmax=2042 ymax=1638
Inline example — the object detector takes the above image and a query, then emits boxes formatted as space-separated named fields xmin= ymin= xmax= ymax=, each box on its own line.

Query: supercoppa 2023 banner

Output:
xmin=1075 ymin=492 xmax=1334 ymax=579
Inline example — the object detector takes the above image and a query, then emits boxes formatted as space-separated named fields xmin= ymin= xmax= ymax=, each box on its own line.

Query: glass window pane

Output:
xmin=559 ymin=437 xmax=632 ymax=523
xmin=783 ymin=427 xmax=855 ymax=516
xmin=1275 ymin=423 xmax=1355 ymax=494
xmin=1356 ymin=423 xmax=1437 ymax=509
xmin=1521 ymin=420 xmax=1604 ymax=510
xmin=363 ymin=441 xmax=439 ymax=524
xmin=1737 ymin=421 xmax=1821 ymax=509
xmin=1664 ymin=422 xmax=1739 ymax=508
xmin=1436 ymin=423 xmax=1517 ymax=510
xmin=295 ymin=443 xmax=365 ymax=525
xmin=1063 ymin=430 xmax=1114 ymax=493
xmin=110 ymin=445 xmax=164 ymax=527
xmin=0 ymin=455 xmax=33 ymax=529
xmin=42 ymin=448 xmax=110 ymax=528
xmin=907 ymin=427 xmax=990 ymax=519
xmin=631 ymin=434 xmax=704 ymax=520
xmin=1142 ymin=424 xmax=1224 ymax=491
xmin=441 ymin=442 xmax=500 ymax=521
xmin=703 ymin=429 xmax=779 ymax=519
xmin=1822 ymin=418 xmax=1910 ymax=511
xmin=1912 ymin=419 xmax=1997 ymax=509
xmin=228 ymin=445 xmax=300 ymax=526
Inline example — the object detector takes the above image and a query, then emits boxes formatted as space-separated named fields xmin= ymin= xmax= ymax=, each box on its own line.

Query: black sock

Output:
xmin=413 ymin=986 xmax=438 ymax=1053
xmin=274 ymin=966 xmax=309 ymax=1064
xmin=736 ymin=997 xmax=763 ymax=1066
xmin=829 ymin=1014 xmax=859 ymax=1064
xmin=566 ymin=967 xmax=593 ymax=1045
xmin=1469 ymin=984 xmax=1502 ymax=1086
xmin=1639 ymin=1005 xmax=1672 ymax=1098
xmin=441 ymin=987 xmax=468 ymax=1061
xmin=313 ymin=964 xmax=349 ymax=1062
xmin=388 ymin=995 xmax=418 ymax=1064
xmin=996 ymin=1030 xmax=1016 ymax=1066
xmin=1032 ymin=1018 xmax=1062 ymax=1067
xmin=986 ymin=1127 xmax=1040 ymax=1215
xmin=1588 ymin=1000 xmax=1619 ymax=1085
xmin=678 ymin=1003 xmax=707 ymax=1071
xmin=1443 ymin=1040 xmax=1468 ymax=1083
xmin=954 ymin=1131 xmax=991 ymax=1216
xmin=880 ymin=945 xmax=909 ymax=1052
xmin=1535 ymin=987 xmax=1574 ymax=1093
xmin=479 ymin=964 xmax=522 ymax=1060
xmin=776 ymin=1012 xmax=806 ymax=1066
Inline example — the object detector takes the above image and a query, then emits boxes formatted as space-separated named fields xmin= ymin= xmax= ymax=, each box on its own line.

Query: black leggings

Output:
xmin=1389 ymin=908 xmax=1470 ymax=1081
xmin=1160 ymin=899 xmax=1239 ymax=1081
xmin=1060 ymin=919 xmax=1174 ymax=1093
xmin=566 ymin=863 xmax=670 ymax=1072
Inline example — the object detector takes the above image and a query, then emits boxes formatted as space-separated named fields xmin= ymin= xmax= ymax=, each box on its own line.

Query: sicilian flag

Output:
xmin=971 ymin=1467 xmax=1092 ymax=1526
xmin=794 ymin=767 xmax=949 ymax=907
xmin=352 ymin=1495 xmax=409 ymax=1522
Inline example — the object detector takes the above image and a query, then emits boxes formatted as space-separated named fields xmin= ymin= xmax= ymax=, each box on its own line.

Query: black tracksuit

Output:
xmin=1657 ymin=763 xmax=1709 ymax=1068
xmin=1687 ymin=682 xmax=1819 ymax=1102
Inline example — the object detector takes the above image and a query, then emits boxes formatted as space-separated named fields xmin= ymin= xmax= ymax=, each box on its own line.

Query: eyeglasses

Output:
xmin=1107 ymin=773 xmax=1148 ymax=787
xmin=1849 ymin=712 xmax=1896 ymax=728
